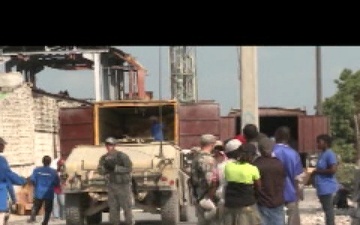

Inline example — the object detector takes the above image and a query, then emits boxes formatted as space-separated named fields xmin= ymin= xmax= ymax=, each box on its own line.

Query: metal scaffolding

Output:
xmin=169 ymin=46 xmax=197 ymax=102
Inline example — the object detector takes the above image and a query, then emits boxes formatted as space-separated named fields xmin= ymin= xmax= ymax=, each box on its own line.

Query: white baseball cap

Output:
xmin=224 ymin=139 xmax=242 ymax=153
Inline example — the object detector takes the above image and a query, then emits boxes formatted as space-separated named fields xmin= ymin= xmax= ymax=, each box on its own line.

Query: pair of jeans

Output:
xmin=52 ymin=193 xmax=65 ymax=219
xmin=257 ymin=204 xmax=285 ymax=225
xmin=318 ymin=194 xmax=335 ymax=225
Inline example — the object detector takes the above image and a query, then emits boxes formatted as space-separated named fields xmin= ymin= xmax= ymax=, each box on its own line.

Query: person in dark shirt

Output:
xmin=253 ymin=137 xmax=286 ymax=225
xmin=27 ymin=156 xmax=60 ymax=225
xmin=242 ymin=124 xmax=267 ymax=161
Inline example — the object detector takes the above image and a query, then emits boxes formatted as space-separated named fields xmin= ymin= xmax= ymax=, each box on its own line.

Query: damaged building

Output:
xmin=0 ymin=72 xmax=91 ymax=177
xmin=0 ymin=46 xmax=149 ymax=178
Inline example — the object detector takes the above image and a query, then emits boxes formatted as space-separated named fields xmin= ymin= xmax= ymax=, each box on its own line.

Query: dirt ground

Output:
xmin=6 ymin=187 xmax=356 ymax=225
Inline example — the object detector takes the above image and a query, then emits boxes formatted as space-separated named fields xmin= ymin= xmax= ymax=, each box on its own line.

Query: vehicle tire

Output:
xmin=161 ymin=191 xmax=179 ymax=225
xmin=86 ymin=212 xmax=102 ymax=225
xmin=65 ymin=194 xmax=85 ymax=225
xmin=179 ymin=203 xmax=189 ymax=222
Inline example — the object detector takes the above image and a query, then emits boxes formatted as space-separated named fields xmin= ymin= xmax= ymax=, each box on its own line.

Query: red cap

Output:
xmin=234 ymin=134 xmax=247 ymax=144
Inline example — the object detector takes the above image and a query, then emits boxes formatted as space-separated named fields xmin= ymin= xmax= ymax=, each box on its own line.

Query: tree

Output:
xmin=323 ymin=69 xmax=360 ymax=162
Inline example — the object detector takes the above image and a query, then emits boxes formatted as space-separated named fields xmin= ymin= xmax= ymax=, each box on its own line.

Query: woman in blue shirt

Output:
xmin=313 ymin=134 xmax=338 ymax=225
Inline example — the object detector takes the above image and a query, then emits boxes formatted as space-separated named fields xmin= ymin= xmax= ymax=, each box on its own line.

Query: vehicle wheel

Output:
xmin=65 ymin=194 xmax=85 ymax=225
xmin=179 ymin=203 xmax=189 ymax=221
xmin=86 ymin=212 xmax=102 ymax=225
xmin=161 ymin=191 xmax=179 ymax=225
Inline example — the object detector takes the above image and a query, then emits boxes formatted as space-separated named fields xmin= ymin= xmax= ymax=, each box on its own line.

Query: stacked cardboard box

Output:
xmin=15 ymin=183 xmax=44 ymax=215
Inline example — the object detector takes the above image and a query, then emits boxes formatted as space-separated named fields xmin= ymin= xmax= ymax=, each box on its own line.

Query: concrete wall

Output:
xmin=0 ymin=83 xmax=86 ymax=177
xmin=0 ymin=84 xmax=35 ymax=177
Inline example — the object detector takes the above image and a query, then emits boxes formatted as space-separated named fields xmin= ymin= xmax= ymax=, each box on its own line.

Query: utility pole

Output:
xmin=316 ymin=46 xmax=323 ymax=115
xmin=239 ymin=46 xmax=259 ymax=131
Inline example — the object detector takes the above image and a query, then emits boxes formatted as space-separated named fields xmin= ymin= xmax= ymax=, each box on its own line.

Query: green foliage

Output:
xmin=332 ymin=141 xmax=356 ymax=163
xmin=336 ymin=163 xmax=357 ymax=191
xmin=323 ymin=69 xmax=360 ymax=163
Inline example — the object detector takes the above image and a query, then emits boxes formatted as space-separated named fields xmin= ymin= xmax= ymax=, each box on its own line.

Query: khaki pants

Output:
xmin=222 ymin=204 xmax=261 ymax=225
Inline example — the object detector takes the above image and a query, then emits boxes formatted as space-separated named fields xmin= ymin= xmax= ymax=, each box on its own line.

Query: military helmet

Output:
xmin=105 ymin=137 xmax=117 ymax=145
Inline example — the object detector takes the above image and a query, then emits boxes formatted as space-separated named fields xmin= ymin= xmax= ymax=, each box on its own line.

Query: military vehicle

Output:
xmin=61 ymin=140 xmax=191 ymax=225
xmin=59 ymin=100 xmax=221 ymax=225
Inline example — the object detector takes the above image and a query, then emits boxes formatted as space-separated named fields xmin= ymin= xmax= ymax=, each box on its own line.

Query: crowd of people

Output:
xmin=189 ymin=124 xmax=339 ymax=225
xmin=0 ymin=122 xmax=340 ymax=225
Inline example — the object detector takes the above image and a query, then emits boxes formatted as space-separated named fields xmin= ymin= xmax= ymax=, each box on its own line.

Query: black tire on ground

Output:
xmin=86 ymin=212 xmax=102 ymax=225
xmin=179 ymin=204 xmax=189 ymax=222
xmin=65 ymin=194 xmax=85 ymax=225
xmin=161 ymin=191 xmax=179 ymax=225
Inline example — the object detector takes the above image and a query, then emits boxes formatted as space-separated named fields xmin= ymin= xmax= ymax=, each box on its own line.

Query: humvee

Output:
xmin=59 ymin=100 xmax=221 ymax=225
xmin=61 ymin=140 xmax=190 ymax=225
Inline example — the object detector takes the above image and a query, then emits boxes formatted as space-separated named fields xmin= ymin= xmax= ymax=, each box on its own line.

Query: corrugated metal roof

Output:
xmin=0 ymin=46 xmax=147 ymax=72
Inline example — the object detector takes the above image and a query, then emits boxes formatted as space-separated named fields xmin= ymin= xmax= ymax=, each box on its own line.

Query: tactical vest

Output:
xmin=189 ymin=151 xmax=211 ymax=200
xmin=108 ymin=152 xmax=131 ymax=185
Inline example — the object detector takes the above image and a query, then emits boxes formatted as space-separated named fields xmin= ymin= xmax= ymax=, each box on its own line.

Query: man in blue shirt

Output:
xmin=27 ymin=156 xmax=60 ymax=225
xmin=313 ymin=134 xmax=338 ymax=225
xmin=272 ymin=126 xmax=303 ymax=225
xmin=0 ymin=137 xmax=27 ymax=225
xmin=150 ymin=116 xmax=164 ymax=141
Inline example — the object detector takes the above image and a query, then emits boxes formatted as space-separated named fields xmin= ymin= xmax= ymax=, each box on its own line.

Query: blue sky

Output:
xmin=35 ymin=46 xmax=360 ymax=116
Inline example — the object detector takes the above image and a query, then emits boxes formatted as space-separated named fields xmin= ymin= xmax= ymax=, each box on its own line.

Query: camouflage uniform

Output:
xmin=98 ymin=151 xmax=134 ymax=225
xmin=190 ymin=151 xmax=217 ymax=225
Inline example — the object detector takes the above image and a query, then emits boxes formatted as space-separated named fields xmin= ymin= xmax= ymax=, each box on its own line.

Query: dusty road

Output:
xmin=7 ymin=187 xmax=354 ymax=225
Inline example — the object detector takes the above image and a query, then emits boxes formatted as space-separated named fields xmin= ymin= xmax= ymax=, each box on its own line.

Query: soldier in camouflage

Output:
xmin=97 ymin=137 xmax=134 ymax=225
xmin=190 ymin=134 xmax=219 ymax=225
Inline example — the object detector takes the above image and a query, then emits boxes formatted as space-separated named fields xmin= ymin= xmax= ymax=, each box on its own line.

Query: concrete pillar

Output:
xmin=240 ymin=46 xmax=259 ymax=131
xmin=94 ymin=53 xmax=102 ymax=101
xmin=137 ymin=69 xmax=146 ymax=99
xmin=118 ymin=69 xmax=125 ymax=100
xmin=102 ymin=68 xmax=110 ymax=100
xmin=108 ymin=68 xmax=117 ymax=100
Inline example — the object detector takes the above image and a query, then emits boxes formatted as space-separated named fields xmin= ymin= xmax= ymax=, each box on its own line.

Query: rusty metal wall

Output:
xmin=59 ymin=106 xmax=94 ymax=158
xmin=228 ymin=107 xmax=307 ymax=117
xmin=220 ymin=116 xmax=236 ymax=141
xmin=298 ymin=115 xmax=330 ymax=154
xmin=178 ymin=102 xmax=220 ymax=149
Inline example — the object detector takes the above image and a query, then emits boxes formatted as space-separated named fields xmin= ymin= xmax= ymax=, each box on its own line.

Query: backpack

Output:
xmin=188 ymin=152 xmax=210 ymax=201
